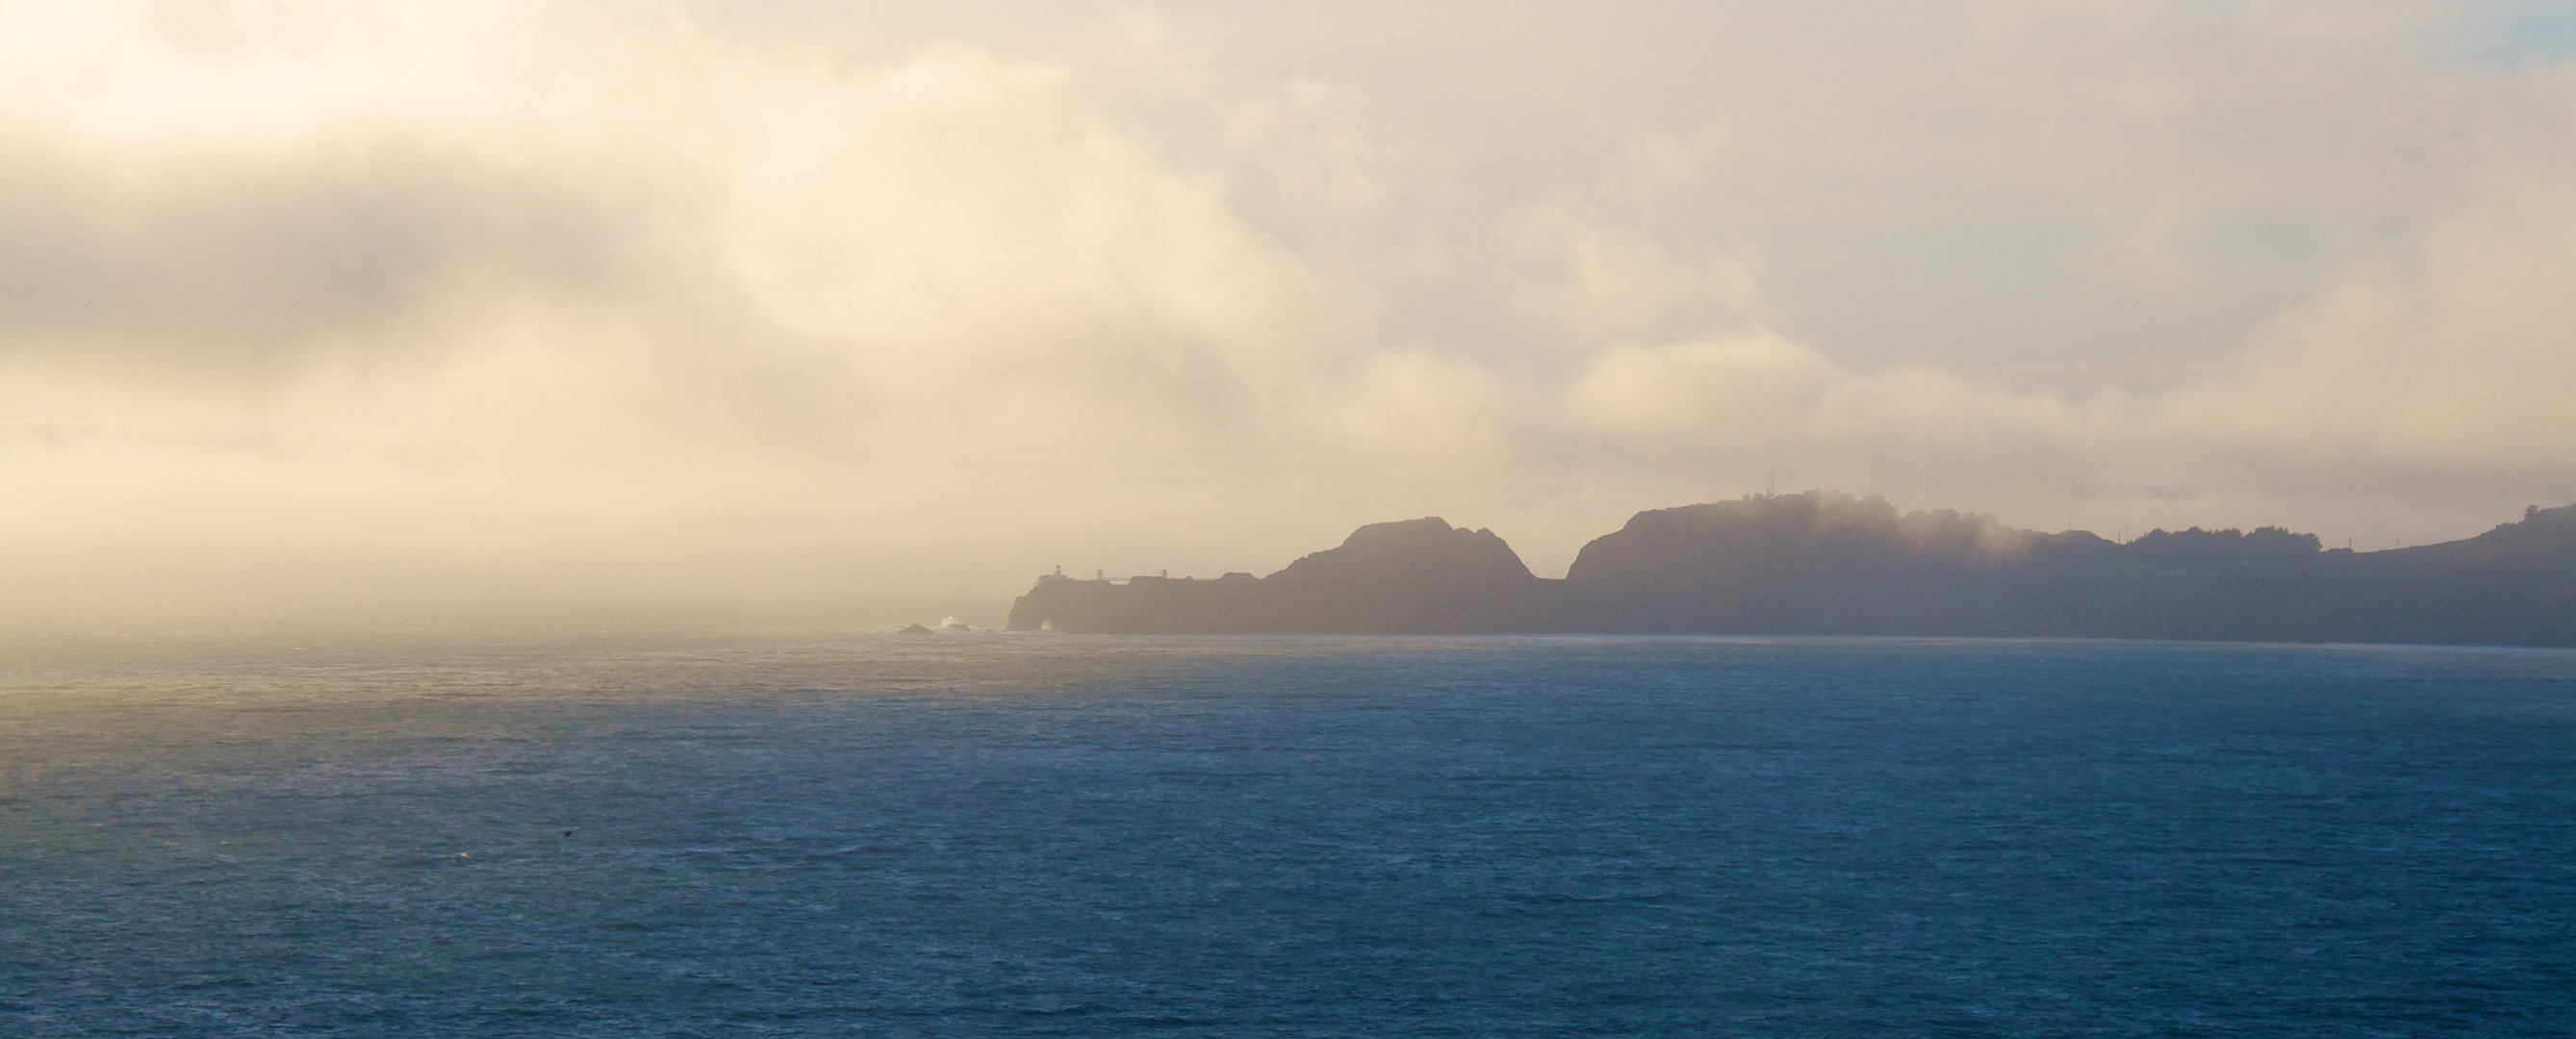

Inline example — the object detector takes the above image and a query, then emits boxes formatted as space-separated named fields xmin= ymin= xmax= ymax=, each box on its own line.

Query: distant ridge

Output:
xmin=1007 ymin=518 xmax=1553 ymax=634
xmin=1007 ymin=493 xmax=2576 ymax=646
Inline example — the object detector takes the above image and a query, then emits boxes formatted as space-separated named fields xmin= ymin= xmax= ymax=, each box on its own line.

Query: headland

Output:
xmin=1007 ymin=493 xmax=2576 ymax=646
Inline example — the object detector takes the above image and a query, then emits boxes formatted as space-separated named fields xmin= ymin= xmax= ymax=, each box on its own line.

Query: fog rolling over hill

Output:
xmin=1008 ymin=493 xmax=2576 ymax=646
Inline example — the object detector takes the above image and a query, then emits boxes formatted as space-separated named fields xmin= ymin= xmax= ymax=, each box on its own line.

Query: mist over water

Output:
xmin=5 ymin=634 xmax=2570 ymax=1035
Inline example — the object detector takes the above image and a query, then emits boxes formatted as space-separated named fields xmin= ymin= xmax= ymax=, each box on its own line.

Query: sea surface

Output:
xmin=2 ymin=634 xmax=2571 ymax=1036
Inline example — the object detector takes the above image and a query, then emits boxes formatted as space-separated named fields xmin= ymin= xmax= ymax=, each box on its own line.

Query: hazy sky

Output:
xmin=5 ymin=0 xmax=2574 ymax=626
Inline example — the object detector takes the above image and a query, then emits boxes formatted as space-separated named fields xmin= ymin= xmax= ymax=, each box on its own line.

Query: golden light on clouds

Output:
xmin=4 ymin=1 xmax=2572 ymax=626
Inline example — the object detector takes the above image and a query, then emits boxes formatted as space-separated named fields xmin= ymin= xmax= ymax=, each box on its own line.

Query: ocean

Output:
xmin=3 ymin=634 xmax=2570 ymax=1036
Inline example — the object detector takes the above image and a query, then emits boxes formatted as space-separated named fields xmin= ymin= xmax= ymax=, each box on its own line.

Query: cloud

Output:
xmin=1566 ymin=331 xmax=1833 ymax=444
xmin=1509 ymin=206 xmax=1766 ymax=346
xmin=0 ymin=145 xmax=617 ymax=369
xmin=2152 ymin=165 xmax=2576 ymax=488
xmin=1537 ymin=159 xmax=2576 ymax=518
xmin=1 ymin=0 xmax=2571 ymax=625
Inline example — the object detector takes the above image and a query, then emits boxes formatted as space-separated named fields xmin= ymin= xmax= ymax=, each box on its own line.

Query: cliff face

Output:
xmin=1007 ymin=494 xmax=2576 ymax=646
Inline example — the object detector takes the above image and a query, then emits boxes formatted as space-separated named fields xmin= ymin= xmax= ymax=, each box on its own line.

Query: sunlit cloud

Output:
xmin=2 ymin=0 xmax=2570 ymax=625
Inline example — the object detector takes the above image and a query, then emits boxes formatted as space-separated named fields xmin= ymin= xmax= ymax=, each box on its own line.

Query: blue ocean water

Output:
xmin=2 ymin=634 xmax=2571 ymax=1036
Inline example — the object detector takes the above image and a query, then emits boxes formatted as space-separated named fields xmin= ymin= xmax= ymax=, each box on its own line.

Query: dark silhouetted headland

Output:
xmin=1008 ymin=493 xmax=2576 ymax=646
xmin=1008 ymin=519 xmax=1557 ymax=634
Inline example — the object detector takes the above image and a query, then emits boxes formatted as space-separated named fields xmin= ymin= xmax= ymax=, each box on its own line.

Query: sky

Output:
xmin=4 ymin=0 xmax=2573 ymax=627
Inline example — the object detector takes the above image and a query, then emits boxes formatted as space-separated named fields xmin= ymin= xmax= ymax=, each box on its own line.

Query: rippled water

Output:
xmin=3 ymin=634 xmax=2571 ymax=1036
